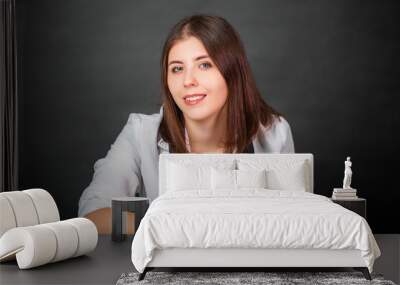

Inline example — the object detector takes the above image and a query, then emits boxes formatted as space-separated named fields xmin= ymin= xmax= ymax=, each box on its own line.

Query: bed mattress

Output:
xmin=131 ymin=189 xmax=380 ymax=273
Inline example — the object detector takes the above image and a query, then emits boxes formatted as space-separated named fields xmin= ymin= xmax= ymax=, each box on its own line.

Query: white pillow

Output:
xmin=167 ymin=162 xmax=210 ymax=191
xmin=166 ymin=159 xmax=236 ymax=192
xmin=211 ymin=168 xmax=267 ymax=190
xmin=237 ymin=159 xmax=308 ymax=191
xmin=211 ymin=168 xmax=236 ymax=190
xmin=236 ymin=169 xmax=267 ymax=189
xmin=266 ymin=165 xmax=307 ymax=191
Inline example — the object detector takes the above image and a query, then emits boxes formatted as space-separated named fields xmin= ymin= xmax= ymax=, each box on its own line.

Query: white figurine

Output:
xmin=342 ymin=156 xmax=353 ymax=189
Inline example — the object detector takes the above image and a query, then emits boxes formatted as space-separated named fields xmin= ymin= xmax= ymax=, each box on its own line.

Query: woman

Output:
xmin=78 ymin=14 xmax=295 ymax=233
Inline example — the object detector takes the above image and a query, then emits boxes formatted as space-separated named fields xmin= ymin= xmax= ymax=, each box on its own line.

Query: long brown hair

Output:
xmin=158 ymin=14 xmax=283 ymax=153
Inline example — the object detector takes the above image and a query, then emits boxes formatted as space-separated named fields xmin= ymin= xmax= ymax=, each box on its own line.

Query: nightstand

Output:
xmin=112 ymin=197 xmax=149 ymax=242
xmin=331 ymin=197 xmax=366 ymax=219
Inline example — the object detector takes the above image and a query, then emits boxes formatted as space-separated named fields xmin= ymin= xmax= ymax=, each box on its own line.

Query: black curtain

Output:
xmin=0 ymin=0 xmax=18 ymax=192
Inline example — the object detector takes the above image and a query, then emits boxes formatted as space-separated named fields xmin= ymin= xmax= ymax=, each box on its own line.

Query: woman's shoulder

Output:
xmin=259 ymin=115 xmax=291 ymax=135
xmin=255 ymin=115 xmax=294 ymax=153
xmin=272 ymin=115 xmax=292 ymax=134
xmin=125 ymin=106 xmax=163 ymax=128
xmin=127 ymin=109 xmax=162 ymax=124
xmin=117 ymin=107 xmax=164 ymax=150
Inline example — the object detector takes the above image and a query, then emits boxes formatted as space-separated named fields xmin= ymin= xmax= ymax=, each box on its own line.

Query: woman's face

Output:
xmin=167 ymin=36 xmax=228 ymax=122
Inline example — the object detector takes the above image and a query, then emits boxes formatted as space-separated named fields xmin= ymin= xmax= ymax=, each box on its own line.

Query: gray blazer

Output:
xmin=78 ymin=106 xmax=295 ymax=217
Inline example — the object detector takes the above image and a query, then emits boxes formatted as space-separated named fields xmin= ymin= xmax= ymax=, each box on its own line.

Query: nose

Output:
xmin=183 ymin=68 xmax=198 ymax=88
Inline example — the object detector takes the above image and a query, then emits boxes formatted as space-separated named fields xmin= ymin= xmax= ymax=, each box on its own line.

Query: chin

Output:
xmin=183 ymin=108 xmax=215 ymax=122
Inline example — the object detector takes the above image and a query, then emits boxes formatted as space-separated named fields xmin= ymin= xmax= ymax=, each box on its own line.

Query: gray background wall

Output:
xmin=16 ymin=0 xmax=399 ymax=233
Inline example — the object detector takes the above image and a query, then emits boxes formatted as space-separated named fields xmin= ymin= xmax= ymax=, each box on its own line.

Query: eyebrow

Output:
xmin=168 ymin=55 xmax=210 ymax=66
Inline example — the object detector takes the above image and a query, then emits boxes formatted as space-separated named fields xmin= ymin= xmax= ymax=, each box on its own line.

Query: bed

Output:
xmin=131 ymin=153 xmax=381 ymax=281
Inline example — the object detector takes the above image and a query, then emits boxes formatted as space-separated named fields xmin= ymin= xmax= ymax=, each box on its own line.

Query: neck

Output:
xmin=184 ymin=104 xmax=228 ymax=153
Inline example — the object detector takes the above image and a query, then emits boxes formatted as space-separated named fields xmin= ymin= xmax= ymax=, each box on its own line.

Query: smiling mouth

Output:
xmin=183 ymin=94 xmax=207 ymax=105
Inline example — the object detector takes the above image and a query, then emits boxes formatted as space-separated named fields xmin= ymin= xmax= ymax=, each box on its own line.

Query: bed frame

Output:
xmin=141 ymin=248 xmax=371 ymax=280
xmin=138 ymin=154 xmax=371 ymax=281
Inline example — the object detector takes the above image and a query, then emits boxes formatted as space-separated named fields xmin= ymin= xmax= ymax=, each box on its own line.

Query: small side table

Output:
xmin=112 ymin=197 xmax=149 ymax=242
xmin=331 ymin=197 xmax=366 ymax=219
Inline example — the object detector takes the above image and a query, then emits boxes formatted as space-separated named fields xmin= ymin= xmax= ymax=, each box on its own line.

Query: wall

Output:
xmin=16 ymin=0 xmax=400 ymax=233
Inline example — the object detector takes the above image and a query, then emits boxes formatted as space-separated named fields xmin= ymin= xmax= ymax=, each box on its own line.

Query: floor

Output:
xmin=373 ymin=234 xmax=400 ymax=284
xmin=0 ymin=234 xmax=398 ymax=284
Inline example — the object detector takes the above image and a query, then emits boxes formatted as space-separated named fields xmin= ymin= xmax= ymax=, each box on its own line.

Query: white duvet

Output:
xmin=131 ymin=189 xmax=380 ymax=273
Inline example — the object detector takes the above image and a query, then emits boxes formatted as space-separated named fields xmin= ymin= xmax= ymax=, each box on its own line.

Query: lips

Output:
xmin=183 ymin=94 xmax=207 ymax=106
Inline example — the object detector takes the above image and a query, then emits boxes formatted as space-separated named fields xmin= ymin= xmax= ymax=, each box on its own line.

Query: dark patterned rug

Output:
xmin=116 ymin=271 xmax=397 ymax=285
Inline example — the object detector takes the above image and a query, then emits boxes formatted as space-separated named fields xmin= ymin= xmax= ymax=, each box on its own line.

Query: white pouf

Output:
xmin=0 ymin=225 xmax=57 ymax=269
xmin=0 ymin=196 xmax=17 ymax=237
xmin=42 ymin=221 xmax=79 ymax=262
xmin=65 ymin=218 xmax=98 ymax=257
xmin=0 ymin=189 xmax=98 ymax=269
xmin=0 ymin=218 xmax=98 ymax=269
xmin=23 ymin=188 xmax=60 ymax=224
xmin=0 ymin=191 xmax=39 ymax=227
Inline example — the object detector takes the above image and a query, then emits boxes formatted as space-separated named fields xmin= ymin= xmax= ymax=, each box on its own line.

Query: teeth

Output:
xmin=185 ymin=95 xmax=205 ymax=101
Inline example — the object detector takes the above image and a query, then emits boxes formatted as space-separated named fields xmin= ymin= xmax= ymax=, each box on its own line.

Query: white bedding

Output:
xmin=131 ymin=189 xmax=380 ymax=273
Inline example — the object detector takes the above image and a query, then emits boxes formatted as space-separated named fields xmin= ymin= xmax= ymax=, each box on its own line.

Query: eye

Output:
xmin=171 ymin=66 xmax=183 ymax=73
xmin=199 ymin=62 xmax=212 ymax=69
